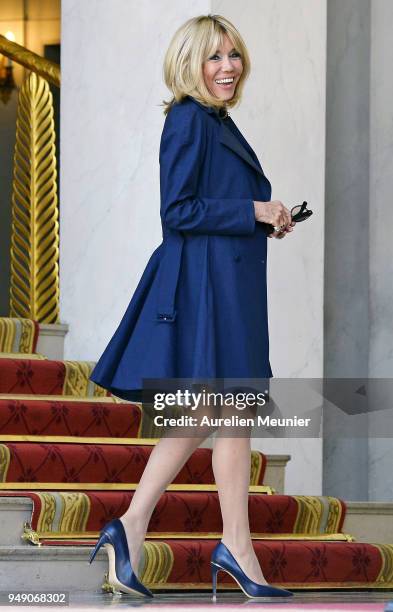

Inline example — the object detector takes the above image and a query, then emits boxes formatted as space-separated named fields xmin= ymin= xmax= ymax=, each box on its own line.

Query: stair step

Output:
xmin=0 ymin=492 xmax=347 ymax=546
xmin=0 ymin=397 xmax=142 ymax=440
xmin=343 ymin=502 xmax=393 ymax=543
xmin=0 ymin=545 xmax=103 ymax=592
xmin=0 ymin=358 xmax=106 ymax=397
xmin=0 ymin=318 xmax=39 ymax=354
xmin=0 ymin=442 xmax=267 ymax=488
xmin=0 ymin=539 xmax=392 ymax=591
xmin=0 ymin=316 xmax=69 ymax=361
xmin=0 ymin=497 xmax=31 ymax=546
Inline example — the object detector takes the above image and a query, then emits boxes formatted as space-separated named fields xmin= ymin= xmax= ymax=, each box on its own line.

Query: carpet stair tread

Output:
xmin=0 ymin=397 xmax=142 ymax=439
xmin=0 ymin=442 xmax=266 ymax=487
xmin=0 ymin=540 xmax=392 ymax=590
xmin=0 ymin=357 xmax=107 ymax=397
xmin=0 ymin=490 xmax=347 ymax=543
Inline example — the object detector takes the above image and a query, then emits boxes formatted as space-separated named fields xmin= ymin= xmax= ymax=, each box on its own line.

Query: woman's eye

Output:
xmin=209 ymin=52 xmax=241 ymax=60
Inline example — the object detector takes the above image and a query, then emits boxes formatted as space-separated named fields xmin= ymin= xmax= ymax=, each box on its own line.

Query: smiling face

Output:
xmin=202 ymin=32 xmax=243 ymax=102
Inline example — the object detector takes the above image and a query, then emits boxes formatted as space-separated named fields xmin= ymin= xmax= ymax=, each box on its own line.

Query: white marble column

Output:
xmin=323 ymin=0 xmax=371 ymax=501
xmin=324 ymin=0 xmax=393 ymax=502
xmin=368 ymin=0 xmax=393 ymax=502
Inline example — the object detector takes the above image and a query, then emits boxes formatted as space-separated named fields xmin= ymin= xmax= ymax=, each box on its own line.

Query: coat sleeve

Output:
xmin=159 ymin=106 xmax=256 ymax=235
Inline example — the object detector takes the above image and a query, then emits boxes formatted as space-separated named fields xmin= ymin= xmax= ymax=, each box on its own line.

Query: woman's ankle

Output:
xmin=119 ymin=511 xmax=149 ymax=533
xmin=221 ymin=536 xmax=254 ymax=557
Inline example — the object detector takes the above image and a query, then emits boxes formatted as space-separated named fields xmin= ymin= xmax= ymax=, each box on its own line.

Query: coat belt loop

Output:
xmin=156 ymin=230 xmax=184 ymax=322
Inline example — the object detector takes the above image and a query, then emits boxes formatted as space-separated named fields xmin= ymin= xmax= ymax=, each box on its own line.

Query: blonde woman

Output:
xmin=89 ymin=14 xmax=294 ymax=599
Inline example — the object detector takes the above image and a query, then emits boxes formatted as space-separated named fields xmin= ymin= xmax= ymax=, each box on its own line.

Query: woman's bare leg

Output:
xmin=212 ymin=433 xmax=268 ymax=584
xmin=119 ymin=404 xmax=214 ymax=577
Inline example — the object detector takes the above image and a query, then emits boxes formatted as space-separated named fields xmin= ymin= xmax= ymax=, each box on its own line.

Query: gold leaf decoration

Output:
xmin=0 ymin=34 xmax=60 ymax=88
xmin=10 ymin=72 xmax=59 ymax=323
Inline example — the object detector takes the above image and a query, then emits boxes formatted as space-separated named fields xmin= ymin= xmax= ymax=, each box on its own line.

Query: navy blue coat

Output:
xmin=89 ymin=95 xmax=273 ymax=401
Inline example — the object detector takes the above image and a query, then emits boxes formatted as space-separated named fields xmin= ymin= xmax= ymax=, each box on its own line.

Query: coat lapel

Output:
xmin=218 ymin=121 xmax=265 ymax=177
xmin=187 ymin=96 xmax=266 ymax=178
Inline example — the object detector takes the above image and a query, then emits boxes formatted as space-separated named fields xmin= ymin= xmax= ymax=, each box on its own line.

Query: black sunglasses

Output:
xmin=291 ymin=201 xmax=313 ymax=223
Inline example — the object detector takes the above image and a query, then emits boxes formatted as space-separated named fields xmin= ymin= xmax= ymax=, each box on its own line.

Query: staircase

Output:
xmin=1 ymin=317 xmax=393 ymax=593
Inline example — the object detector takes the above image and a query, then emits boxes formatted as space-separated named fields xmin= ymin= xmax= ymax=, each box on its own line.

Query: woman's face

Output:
xmin=203 ymin=33 xmax=243 ymax=101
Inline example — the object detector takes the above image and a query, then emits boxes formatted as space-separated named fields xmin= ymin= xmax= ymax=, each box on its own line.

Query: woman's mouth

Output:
xmin=215 ymin=77 xmax=235 ymax=89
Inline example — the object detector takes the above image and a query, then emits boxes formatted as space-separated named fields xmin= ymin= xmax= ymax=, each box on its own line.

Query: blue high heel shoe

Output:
xmin=89 ymin=518 xmax=153 ymax=597
xmin=211 ymin=541 xmax=293 ymax=599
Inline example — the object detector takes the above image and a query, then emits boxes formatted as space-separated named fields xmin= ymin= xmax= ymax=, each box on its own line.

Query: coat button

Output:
xmin=261 ymin=259 xmax=265 ymax=264
xmin=234 ymin=255 xmax=241 ymax=262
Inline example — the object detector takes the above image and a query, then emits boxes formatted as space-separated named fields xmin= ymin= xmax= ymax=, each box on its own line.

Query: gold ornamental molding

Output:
xmin=10 ymin=71 xmax=60 ymax=323
xmin=0 ymin=34 xmax=60 ymax=88
xmin=0 ymin=393 xmax=125 ymax=402
xmin=22 ymin=527 xmax=354 ymax=545
xmin=0 ymin=436 xmax=159 ymax=445
xmin=0 ymin=482 xmax=274 ymax=494
xmin=0 ymin=352 xmax=46 ymax=360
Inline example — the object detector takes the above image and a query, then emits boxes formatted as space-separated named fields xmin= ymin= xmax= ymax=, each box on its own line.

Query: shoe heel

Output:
xmin=89 ymin=531 xmax=111 ymax=564
xmin=211 ymin=562 xmax=221 ymax=599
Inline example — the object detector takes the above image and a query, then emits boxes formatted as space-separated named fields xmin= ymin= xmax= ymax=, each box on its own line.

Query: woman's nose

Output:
xmin=222 ymin=56 xmax=235 ymax=70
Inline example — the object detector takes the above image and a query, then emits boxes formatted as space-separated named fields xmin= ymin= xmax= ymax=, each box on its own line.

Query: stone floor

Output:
xmin=2 ymin=590 xmax=392 ymax=611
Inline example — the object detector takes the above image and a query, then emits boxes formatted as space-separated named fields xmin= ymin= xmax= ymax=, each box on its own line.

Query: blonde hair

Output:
xmin=161 ymin=14 xmax=251 ymax=115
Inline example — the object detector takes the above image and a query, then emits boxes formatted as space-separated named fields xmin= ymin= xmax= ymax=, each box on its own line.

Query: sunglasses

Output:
xmin=291 ymin=201 xmax=313 ymax=223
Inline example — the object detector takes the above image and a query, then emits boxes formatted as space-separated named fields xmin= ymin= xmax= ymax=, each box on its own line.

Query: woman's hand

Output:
xmin=272 ymin=220 xmax=296 ymax=239
xmin=254 ymin=200 xmax=295 ymax=238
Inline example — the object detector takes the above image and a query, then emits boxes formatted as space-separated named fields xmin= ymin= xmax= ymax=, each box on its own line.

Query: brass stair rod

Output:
xmin=0 ymin=34 xmax=60 ymax=87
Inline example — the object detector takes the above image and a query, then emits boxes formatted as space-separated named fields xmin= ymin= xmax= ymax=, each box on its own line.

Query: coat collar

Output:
xmin=187 ymin=95 xmax=216 ymax=114
xmin=187 ymin=96 xmax=265 ymax=178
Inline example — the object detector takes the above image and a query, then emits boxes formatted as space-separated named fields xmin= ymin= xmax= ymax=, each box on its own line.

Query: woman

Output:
xmin=89 ymin=14 xmax=294 ymax=599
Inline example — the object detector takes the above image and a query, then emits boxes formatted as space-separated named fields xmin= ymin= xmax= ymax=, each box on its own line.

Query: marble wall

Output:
xmin=61 ymin=0 xmax=326 ymax=495
xmin=61 ymin=0 xmax=208 ymax=357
